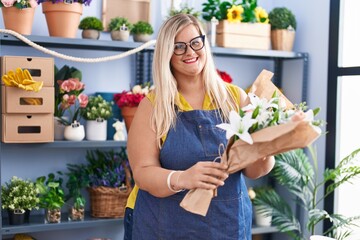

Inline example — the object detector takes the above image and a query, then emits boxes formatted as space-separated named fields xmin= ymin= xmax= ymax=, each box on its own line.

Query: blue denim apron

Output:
xmin=132 ymin=109 xmax=252 ymax=240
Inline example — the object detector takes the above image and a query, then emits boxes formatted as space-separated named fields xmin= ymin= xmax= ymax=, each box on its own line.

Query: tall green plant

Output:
xmin=254 ymin=146 xmax=360 ymax=240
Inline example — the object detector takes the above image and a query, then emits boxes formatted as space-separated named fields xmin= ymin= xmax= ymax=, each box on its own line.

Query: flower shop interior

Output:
xmin=0 ymin=0 xmax=359 ymax=240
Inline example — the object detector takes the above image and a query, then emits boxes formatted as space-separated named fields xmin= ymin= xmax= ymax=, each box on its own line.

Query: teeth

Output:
xmin=184 ymin=58 xmax=197 ymax=63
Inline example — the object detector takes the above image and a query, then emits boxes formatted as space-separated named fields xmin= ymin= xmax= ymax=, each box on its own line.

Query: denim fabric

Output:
xmin=123 ymin=207 xmax=133 ymax=240
xmin=132 ymin=110 xmax=252 ymax=240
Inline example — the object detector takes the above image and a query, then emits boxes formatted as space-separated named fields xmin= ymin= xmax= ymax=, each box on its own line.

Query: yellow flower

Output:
xmin=248 ymin=187 xmax=256 ymax=201
xmin=227 ymin=5 xmax=244 ymax=23
xmin=255 ymin=7 xmax=269 ymax=23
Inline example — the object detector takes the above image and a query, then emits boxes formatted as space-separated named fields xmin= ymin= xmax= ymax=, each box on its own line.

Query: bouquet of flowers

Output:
xmin=180 ymin=69 xmax=323 ymax=216
xmin=202 ymin=0 xmax=269 ymax=23
xmin=55 ymin=78 xmax=89 ymax=126
xmin=114 ymin=83 xmax=153 ymax=108
xmin=0 ymin=0 xmax=38 ymax=8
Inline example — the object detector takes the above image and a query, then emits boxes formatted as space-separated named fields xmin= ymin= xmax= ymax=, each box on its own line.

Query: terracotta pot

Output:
xmin=271 ymin=29 xmax=296 ymax=51
xmin=82 ymin=29 xmax=100 ymax=39
xmin=121 ymin=106 xmax=138 ymax=132
xmin=42 ymin=2 xmax=83 ymax=38
xmin=1 ymin=7 xmax=35 ymax=35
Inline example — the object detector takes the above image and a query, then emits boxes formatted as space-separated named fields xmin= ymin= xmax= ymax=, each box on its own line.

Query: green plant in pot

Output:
xmin=81 ymin=94 xmax=113 ymax=141
xmin=108 ymin=17 xmax=133 ymax=41
xmin=268 ymin=7 xmax=297 ymax=51
xmin=131 ymin=21 xmax=154 ymax=42
xmin=253 ymin=146 xmax=360 ymax=239
xmin=87 ymin=148 xmax=132 ymax=218
xmin=61 ymin=164 xmax=88 ymax=221
xmin=36 ymin=173 xmax=65 ymax=224
xmin=1 ymin=176 xmax=39 ymax=225
xmin=78 ymin=16 xmax=104 ymax=40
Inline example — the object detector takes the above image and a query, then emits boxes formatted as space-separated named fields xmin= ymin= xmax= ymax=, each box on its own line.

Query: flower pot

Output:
xmin=7 ymin=209 xmax=26 ymax=225
xmin=86 ymin=119 xmax=107 ymax=141
xmin=120 ymin=106 xmax=138 ymax=132
xmin=271 ymin=29 xmax=296 ymax=51
xmin=54 ymin=116 xmax=69 ymax=140
xmin=254 ymin=206 xmax=272 ymax=227
xmin=42 ymin=2 xmax=83 ymax=38
xmin=1 ymin=7 xmax=35 ymax=35
xmin=45 ymin=208 xmax=61 ymax=224
xmin=133 ymin=34 xmax=152 ymax=42
xmin=111 ymin=30 xmax=130 ymax=41
xmin=68 ymin=206 xmax=85 ymax=221
xmin=64 ymin=122 xmax=85 ymax=141
xmin=82 ymin=29 xmax=100 ymax=40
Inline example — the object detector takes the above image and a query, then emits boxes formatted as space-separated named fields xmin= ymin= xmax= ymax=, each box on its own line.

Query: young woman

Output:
xmin=125 ymin=14 xmax=275 ymax=239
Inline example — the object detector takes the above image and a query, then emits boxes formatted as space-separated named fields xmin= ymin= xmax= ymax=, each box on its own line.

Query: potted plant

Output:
xmin=254 ymin=146 xmax=360 ymax=239
xmin=131 ymin=21 xmax=154 ymax=42
xmin=64 ymin=148 xmax=132 ymax=218
xmin=201 ymin=0 xmax=270 ymax=50
xmin=61 ymin=165 xmax=88 ymax=221
xmin=37 ymin=0 xmax=93 ymax=38
xmin=0 ymin=0 xmax=37 ymax=35
xmin=268 ymin=7 xmax=297 ymax=51
xmin=113 ymin=83 xmax=153 ymax=132
xmin=54 ymin=65 xmax=89 ymax=141
xmin=81 ymin=94 xmax=113 ymax=141
xmin=167 ymin=2 xmax=201 ymax=19
xmin=108 ymin=17 xmax=133 ymax=41
xmin=36 ymin=173 xmax=65 ymax=224
xmin=78 ymin=16 xmax=104 ymax=40
xmin=248 ymin=186 xmax=272 ymax=227
xmin=1 ymin=176 xmax=39 ymax=225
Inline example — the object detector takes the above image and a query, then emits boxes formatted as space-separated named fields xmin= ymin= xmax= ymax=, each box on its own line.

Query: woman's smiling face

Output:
xmin=170 ymin=24 xmax=206 ymax=80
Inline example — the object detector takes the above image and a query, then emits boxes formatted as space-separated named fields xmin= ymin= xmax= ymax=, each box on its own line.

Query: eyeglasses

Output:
xmin=173 ymin=35 xmax=205 ymax=56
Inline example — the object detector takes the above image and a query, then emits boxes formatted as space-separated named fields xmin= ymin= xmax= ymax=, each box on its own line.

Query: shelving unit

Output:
xmin=0 ymin=33 xmax=308 ymax=239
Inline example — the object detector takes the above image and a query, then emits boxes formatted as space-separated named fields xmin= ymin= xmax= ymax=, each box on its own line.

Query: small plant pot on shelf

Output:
xmin=45 ymin=208 xmax=61 ymax=224
xmin=133 ymin=34 xmax=152 ymax=43
xmin=86 ymin=119 xmax=107 ymax=141
xmin=7 ymin=209 xmax=26 ymax=225
xmin=82 ymin=29 xmax=100 ymax=40
xmin=271 ymin=29 xmax=295 ymax=51
xmin=111 ymin=30 xmax=130 ymax=41
xmin=68 ymin=206 xmax=85 ymax=221
xmin=64 ymin=122 xmax=85 ymax=141
xmin=254 ymin=206 xmax=272 ymax=227
xmin=1 ymin=7 xmax=35 ymax=35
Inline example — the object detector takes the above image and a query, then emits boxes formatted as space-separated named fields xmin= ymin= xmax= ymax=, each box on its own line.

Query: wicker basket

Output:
xmin=88 ymin=164 xmax=132 ymax=218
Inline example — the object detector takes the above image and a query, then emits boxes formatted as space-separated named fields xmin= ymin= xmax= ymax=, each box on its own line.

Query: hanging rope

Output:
xmin=0 ymin=29 xmax=157 ymax=63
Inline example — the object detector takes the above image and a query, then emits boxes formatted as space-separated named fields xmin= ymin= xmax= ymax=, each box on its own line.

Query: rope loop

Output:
xmin=0 ymin=29 xmax=157 ymax=63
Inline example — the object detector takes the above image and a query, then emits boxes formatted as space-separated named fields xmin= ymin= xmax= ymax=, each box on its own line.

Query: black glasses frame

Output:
xmin=173 ymin=35 xmax=206 ymax=56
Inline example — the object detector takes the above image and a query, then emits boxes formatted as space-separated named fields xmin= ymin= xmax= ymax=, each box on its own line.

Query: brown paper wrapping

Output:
xmin=179 ymin=69 xmax=321 ymax=216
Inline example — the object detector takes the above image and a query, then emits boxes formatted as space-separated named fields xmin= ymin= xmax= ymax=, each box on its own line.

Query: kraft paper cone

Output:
xmin=179 ymin=69 xmax=320 ymax=216
xmin=248 ymin=69 xmax=294 ymax=109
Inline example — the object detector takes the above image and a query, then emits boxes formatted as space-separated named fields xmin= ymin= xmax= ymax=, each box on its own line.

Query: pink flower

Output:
xmin=78 ymin=93 xmax=88 ymax=108
xmin=1 ymin=0 xmax=17 ymax=7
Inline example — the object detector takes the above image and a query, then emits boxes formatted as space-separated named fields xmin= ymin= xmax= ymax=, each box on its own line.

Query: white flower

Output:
xmin=132 ymin=85 xmax=142 ymax=94
xmin=216 ymin=110 xmax=257 ymax=144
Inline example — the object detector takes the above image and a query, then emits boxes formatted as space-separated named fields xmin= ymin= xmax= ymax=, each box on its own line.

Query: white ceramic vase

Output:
xmin=254 ymin=206 xmax=272 ymax=227
xmin=86 ymin=119 xmax=107 ymax=141
xmin=64 ymin=121 xmax=85 ymax=141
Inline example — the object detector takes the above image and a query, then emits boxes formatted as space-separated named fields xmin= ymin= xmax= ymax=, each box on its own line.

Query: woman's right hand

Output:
xmin=177 ymin=161 xmax=229 ymax=190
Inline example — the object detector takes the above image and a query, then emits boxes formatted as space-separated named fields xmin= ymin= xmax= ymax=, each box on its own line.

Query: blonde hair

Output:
xmin=152 ymin=14 xmax=239 ymax=146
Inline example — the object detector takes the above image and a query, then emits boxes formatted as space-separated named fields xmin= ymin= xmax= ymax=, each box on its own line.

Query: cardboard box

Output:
xmin=1 ymin=56 xmax=54 ymax=87
xmin=102 ymin=0 xmax=150 ymax=31
xmin=216 ymin=21 xmax=271 ymax=50
xmin=2 ymin=113 xmax=54 ymax=143
xmin=2 ymin=86 xmax=54 ymax=114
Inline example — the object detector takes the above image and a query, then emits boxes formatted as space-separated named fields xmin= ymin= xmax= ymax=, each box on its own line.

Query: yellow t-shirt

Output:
xmin=125 ymin=83 xmax=241 ymax=209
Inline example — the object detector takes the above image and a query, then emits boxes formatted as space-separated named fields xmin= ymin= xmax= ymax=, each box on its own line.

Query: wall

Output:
xmin=0 ymin=0 xmax=330 ymax=239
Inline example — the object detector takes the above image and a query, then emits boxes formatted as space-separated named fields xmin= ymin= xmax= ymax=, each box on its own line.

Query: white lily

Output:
xmin=242 ymin=93 xmax=278 ymax=112
xmin=216 ymin=110 xmax=257 ymax=144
